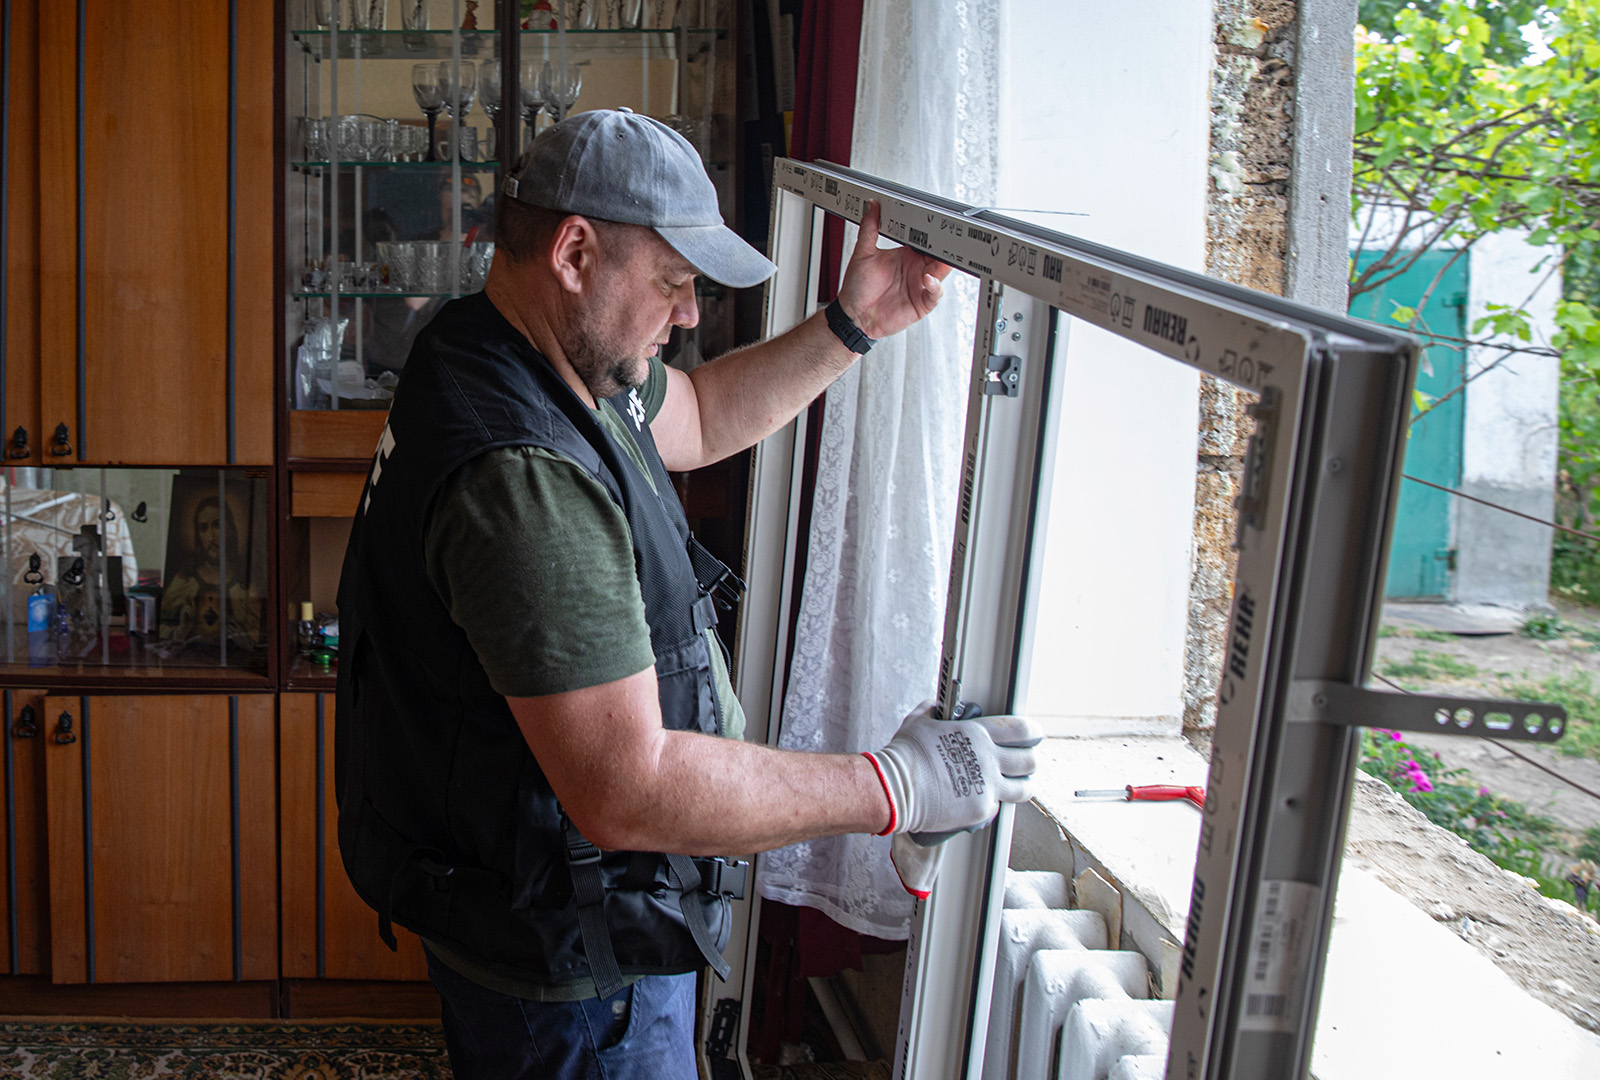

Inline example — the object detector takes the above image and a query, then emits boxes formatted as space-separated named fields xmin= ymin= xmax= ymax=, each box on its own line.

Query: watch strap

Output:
xmin=824 ymin=298 xmax=876 ymax=354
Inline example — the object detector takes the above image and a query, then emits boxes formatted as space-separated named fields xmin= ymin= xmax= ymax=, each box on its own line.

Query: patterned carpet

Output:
xmin=0 ymin=1021 xmax=449 ymax=1079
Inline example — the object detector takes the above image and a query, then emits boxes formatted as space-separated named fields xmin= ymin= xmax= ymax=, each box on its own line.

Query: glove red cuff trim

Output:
xmin=862 ymin=752 xmax=897 ymax=835
xmin=900 ymin=881 xmax=932 ymax=901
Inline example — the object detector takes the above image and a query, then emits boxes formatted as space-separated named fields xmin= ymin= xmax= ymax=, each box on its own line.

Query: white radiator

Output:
xmin=988 ymin=869 xmax=1174 ymax=1080
xmin=982 ymin=906 xmax=1107 ymax=1080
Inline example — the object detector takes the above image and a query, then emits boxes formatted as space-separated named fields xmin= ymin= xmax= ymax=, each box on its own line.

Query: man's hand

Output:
xmin=863 ymin=701 xmax=1040 ymax=836
xmin=835 ymin=200 xmax=954 ymax=342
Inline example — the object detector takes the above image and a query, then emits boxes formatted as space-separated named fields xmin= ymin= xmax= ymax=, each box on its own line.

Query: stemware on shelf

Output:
xmin=541 ymin=62 xmax=582 ymax=124
xmin=519 ymin=59 xmax=550 ymax=142
xmin=440 ymin=60 xmax=478 ymax=122
xmin=411 ymin=63 xmax=447 ymax=162
xmin=479 ymin=59 xmax=502 ymax=126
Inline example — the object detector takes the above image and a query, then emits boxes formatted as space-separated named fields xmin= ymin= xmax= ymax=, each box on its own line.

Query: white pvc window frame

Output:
xmin=704 ymin=159 xmax=1555 ymax=1080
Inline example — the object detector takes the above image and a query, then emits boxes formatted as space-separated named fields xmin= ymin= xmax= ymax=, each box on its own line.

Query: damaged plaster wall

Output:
xmin=1185 ymin=0 xmax=1356 ymax=730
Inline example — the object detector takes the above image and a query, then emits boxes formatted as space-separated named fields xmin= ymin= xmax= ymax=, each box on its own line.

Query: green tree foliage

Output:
xmin=1355 ymin=1 xmax=1600 ymax=591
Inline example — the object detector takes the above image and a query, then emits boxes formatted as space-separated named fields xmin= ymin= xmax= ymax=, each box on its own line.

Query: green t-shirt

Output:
xmin=421 ymin=355 xmax=745 ymax=1000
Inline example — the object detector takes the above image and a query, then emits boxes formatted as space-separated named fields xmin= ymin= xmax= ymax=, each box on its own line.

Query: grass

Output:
xmin=1503 ymin=669 xmax=1600 ymax=759
xmin=1377 ymin=648 xmax=1481 ymax=685
xmin=1377 ymin=623 xmax=1456 ymax=642
xmin=1520 ymin=611 xmax=1568 ymax=640
xmin=1411 ymin=628 xmax=1457 ymax=642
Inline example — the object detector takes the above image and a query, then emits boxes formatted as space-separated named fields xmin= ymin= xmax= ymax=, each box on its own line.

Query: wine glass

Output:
xmin=440 ymin=61 xmax=478 ymax=122
xmin=479 ymin=59 xmax=502 ymax=126
xmin=411 ymin=63 xmax=446 ymax=162
xmin=519 ymin=59 xmax=549 ymax=141
xmin=541 ymin=62 xmax=582 ymax=124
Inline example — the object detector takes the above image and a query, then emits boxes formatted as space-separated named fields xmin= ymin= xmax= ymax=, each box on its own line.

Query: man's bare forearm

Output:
xmin=672 ymin=309 xmax=858 ymax=471
xmin=594 ymin=730 xmax=889 ymax=855
xmin=509 ymin=670 xmax=890 ymax=855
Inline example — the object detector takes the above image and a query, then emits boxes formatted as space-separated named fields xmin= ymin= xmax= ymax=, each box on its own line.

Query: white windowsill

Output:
xmin=1022 ymin=735 xmax=1600 ymax=1078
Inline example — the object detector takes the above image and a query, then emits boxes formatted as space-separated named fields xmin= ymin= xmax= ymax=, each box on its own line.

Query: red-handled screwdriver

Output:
xmin=1074 ymin=784 xmax=1205 ymax=809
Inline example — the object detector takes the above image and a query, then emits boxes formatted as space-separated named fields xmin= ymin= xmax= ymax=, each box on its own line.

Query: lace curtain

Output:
xmin=757 ymin=0 xmax=999 ymax=940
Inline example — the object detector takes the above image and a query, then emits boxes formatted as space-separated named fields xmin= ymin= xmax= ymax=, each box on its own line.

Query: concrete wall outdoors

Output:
xmin=1457 ymin=229 xmax=1563 ymax=607
xmin=1347 ymin=210 xmax=1563 ymax=609
xmin=997 ymin=0 xmax=1212 ymax=736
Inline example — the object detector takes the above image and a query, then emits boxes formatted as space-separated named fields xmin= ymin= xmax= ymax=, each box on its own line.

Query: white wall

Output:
xmin=1458 ymin=229 xmax=1563 ymax=607
xmin=999 ymin=0 xmax=1212 ymax=733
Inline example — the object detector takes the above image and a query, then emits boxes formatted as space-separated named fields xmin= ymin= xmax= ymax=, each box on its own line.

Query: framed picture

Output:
xmin=157 ymin=473 xmax=266 ymax=656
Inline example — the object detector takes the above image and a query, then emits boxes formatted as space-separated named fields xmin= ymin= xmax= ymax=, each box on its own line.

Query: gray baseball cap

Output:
xmin=503 ymin=108 xmax=776 ymax=289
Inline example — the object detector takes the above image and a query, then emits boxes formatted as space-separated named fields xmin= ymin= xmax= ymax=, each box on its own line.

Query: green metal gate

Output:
xmin=1349 ymin=249 xmax=1468 ymax=599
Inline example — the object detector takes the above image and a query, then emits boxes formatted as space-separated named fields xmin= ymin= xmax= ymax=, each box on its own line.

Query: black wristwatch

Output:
xmin=824 ymin=298 xmax=876 ymax=355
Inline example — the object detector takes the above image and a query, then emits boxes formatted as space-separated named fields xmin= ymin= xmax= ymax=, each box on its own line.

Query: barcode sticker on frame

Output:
xmin=1239 ymin=880 xmax=1320 ymax=1033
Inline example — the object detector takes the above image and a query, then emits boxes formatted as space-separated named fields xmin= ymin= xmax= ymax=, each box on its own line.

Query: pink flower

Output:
xmin=1478 ymin=786 xmax=1491 ymax=797
xmin=1389 ymin=730 xmax=1405 ymax=741
xmin=1411 ymin=775 xmax=1434 ymax=794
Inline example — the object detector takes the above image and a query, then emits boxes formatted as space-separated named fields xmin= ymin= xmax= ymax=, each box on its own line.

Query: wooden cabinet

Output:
xmin=42 ymin=693 xmax=276 ymax=983
xmin=0 ymin=690 xmax=49 ymax=976
xmin=27 ymin=0 xmax=274 ymax=467
xmin=280 ymin=692 xmax=428 ymax=981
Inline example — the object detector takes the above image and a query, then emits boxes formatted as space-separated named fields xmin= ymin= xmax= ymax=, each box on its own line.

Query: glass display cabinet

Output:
xmin=283 ymin=0 xmax=732 ymax=424
xmin=0 ymin=467 xmax=272 ymax=680
xmin=280 ymin=0 xmax=737 ymax=689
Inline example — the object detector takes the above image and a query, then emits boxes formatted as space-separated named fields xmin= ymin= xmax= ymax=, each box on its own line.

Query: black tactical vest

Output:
xmin=334 ymin=292 xmax=740 ymax=996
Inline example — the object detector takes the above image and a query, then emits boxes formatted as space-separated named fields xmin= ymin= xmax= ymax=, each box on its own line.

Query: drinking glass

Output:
xmin=301 ymin=116 xmax=331 ymax=161
xmin=350 ymin=0 xmax=387 ymax=30
xmin=414 ymin=241 xmax=449 ymax=293
xmin=411 ymin=63 xmax=447 ymax=161
xmin=540 ymin=62 xmax=582 ymax=124
xmin=569 ymin=0 xmax=599 ymax=29
xmin=314 ymin=0 xmax=341 ymax=29
xmin=618 ymin=0 xmax=644 ymax=30
xmin=440 ymin=60 xmax=478 ymax=121
xmin=519 ymin=59 xmax=549 ymax=140
xmin=358 ymin=117 xmax=387 ymax=162
xmin=335 ymin=114 xmax=364 ymax=161
xmin=400 ymin=0 xmax=428 ymax=50
xmin=437 ymin=125 xmax=479 ymax=163
xmin=479 ymin=59 xmax=502 ymax=127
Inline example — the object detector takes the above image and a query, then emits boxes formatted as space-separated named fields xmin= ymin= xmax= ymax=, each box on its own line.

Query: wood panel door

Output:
xmin=42 ymin=693 xmax=276 ymax=983
xmin=37 ymin=0 xmax=274 ymax=466
xmin=1 ymin=689 xmax=49 ymax=974
xmin=280 ymin=693 xmax=428 ymax=980
xmin=2 ymin=1 xmax=41 ymax=465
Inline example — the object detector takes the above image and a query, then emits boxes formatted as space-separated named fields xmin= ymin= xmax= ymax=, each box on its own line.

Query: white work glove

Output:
xmin=863 ymin=701 xmax=1040 ymax=896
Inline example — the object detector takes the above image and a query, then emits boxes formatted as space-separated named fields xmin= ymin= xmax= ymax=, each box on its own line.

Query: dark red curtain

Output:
xmin=790 ymin=0 xmax=863 ymax=304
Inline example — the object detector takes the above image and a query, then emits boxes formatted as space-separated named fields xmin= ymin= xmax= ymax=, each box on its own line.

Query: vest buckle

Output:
xmin=419 ymin=857 xmax=455 ymax=892
xmin=696 ymin=856 xmax=749 ymax=900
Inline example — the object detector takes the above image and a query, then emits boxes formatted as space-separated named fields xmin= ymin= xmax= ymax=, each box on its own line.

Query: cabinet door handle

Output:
xmin=8 ymin=426 xmax=28 ymax=459
xmin=10 ymin=705 xmax=37 ymax=739
xmin=53 ymin=711 xmax=76 ymax=745
xmin=49 ymin=423 xmax=73 ymax=457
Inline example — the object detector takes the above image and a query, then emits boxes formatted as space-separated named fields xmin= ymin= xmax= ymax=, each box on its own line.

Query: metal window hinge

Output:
xmin=1286 ymin=679 xmax=1567 ymax=743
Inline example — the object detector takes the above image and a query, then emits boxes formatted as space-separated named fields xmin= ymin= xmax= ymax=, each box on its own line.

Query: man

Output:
xmin=336 ymin=108 xmax=1039 ymax=1079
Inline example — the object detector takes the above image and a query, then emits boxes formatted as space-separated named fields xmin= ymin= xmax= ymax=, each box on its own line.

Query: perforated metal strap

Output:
xmin=564 ymin=818 xmax=626 ymax=999
xmin=667 ymin=853 xmax=732 ymax=981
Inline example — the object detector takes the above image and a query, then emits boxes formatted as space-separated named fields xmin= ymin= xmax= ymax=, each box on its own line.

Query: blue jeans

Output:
xmin=424 ymin=947 xmax=699 ymax=1080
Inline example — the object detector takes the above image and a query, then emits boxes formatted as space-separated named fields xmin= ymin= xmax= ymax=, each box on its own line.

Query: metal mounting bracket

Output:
xmin=1288 ymin=679 xmax=1567 ymax=743
xmin=984 ymin=353 xmax=1021 ymax=396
